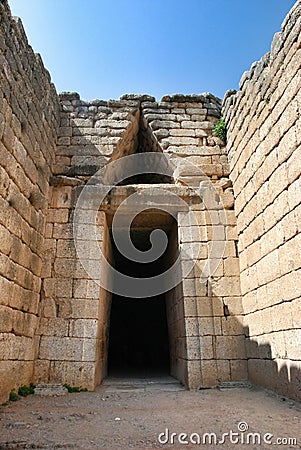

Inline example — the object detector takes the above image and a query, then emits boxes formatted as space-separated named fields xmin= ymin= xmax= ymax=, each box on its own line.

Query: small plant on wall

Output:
xmin=214 ymin=117 xmax=227 ymax=143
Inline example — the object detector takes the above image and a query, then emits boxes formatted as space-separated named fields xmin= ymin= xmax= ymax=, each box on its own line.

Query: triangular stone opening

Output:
xmin=118 ymin=107 xmax=174 ymax=185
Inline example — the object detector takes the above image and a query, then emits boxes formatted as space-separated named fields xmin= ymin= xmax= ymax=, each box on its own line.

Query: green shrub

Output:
xmin=18 ymin=383 xmax=35 ymax=397
xmin=214 ymin=117 xmax=227 ymax=143
xmin=9 ymin=391 xmax=19 ymax=402
xmin=63 ymin=384 xmax=87 ymax=393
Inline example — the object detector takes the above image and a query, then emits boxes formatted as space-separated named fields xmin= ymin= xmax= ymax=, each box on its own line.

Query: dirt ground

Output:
xmin=0 ymin=377 xmax=300 ymax=450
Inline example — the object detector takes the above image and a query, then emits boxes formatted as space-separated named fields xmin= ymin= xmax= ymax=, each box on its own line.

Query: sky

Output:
xmin=8 ymin=0 xmax=297 ymax=102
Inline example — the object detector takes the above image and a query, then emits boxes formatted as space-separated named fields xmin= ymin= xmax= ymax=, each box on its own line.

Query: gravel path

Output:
xmin=0 ymin=378 xmax=300 ymax=449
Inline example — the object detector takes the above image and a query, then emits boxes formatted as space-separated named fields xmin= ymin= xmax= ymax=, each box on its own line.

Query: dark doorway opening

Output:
xmin=108 ymin=295 xmax=170 ymax=376
xmin=107 ymin=217 xmax=173 ymax=377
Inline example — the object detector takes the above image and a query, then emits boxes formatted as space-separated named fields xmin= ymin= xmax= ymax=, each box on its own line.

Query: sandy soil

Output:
xmin=0 ymin=377 xmax=300 ymax=449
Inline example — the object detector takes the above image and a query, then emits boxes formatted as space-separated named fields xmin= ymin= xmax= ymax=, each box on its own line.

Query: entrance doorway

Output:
xmin=108 ymin=295 xmax=170 ymax=376
xmin=107 ymin=212 xmax=176 ymax=378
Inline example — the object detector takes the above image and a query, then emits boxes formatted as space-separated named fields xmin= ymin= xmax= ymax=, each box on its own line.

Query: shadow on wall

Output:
xmin=205 ymin=280 xmax=300 ymax=402
xmin=243 ymin=324 xmax=301 ymax=402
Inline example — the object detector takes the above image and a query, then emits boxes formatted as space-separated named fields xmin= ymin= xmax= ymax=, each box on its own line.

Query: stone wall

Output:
xmin=222 ymin=1 xmax=301 ymax=401
xmin=140 ymin=93 xmax=229 ymax=182
xmin=55 ymin=92 xmax=142 ymax=179
xmin=35 ymin=92 xmax=246 ymax=390
xmin=54 ymin=92 xmax=228 ymax=182
xmin=34 ymin=204 xmax=110 ymax=389
xmin=0 ymin=1 xmax=60 ymax=402
xmin=1 ymin=0 xmax=299 ymax=403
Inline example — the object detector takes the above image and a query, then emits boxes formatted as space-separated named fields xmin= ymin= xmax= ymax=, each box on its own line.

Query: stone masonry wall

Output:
xmin=36 ymin=92 xmax=246 ymax=390
xmin=140 ymin=93 xmax=229 ymax=183
xmin=54 ymin=92 xmax=228 ymax=182
xmin=0 ymin=1 xmax=60 ymax=402
xmin=222 ymin=1 xmax=301 ymax=401
xmin=3 ymin=0 xmax=299 ymax=402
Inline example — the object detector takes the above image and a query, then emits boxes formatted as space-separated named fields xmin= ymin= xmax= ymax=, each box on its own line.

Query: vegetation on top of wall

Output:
xmin=214 ymin=117 xmax=227 ymax=143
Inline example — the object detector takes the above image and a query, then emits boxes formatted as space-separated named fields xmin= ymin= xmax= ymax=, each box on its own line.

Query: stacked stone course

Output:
xmin=222 ymin=0 xmax=301 ymax=400
xmin=55 ymin=92 xmax=228 ymax=182
xmin=0 ymin=0 xmax=60 ymax=402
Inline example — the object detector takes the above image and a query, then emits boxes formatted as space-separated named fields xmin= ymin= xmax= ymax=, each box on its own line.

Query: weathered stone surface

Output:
xmin=34 ymin=383 xmax=68 ymax=396
xmin=222 ymin=0 xmax=301 ymax=402
xmin=0 ymin=0 xmax=299 ymax=404
xmin=120 ymin=93 xmax=156 ymax=102
xmin=0 ymin=0 xmax=60 ymax=404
